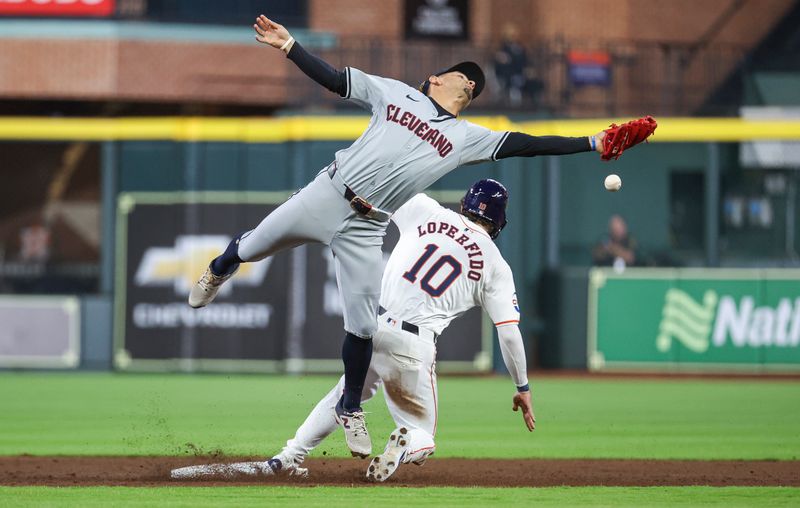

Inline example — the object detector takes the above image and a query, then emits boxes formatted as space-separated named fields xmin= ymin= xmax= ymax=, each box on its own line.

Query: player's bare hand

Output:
xmin=254 ymin=14 xmax=291 ymax=49
xmin=512 ymin=391 xmax=535 ymax=431
xmin=592 ymin=131 xmax=607 ymax=153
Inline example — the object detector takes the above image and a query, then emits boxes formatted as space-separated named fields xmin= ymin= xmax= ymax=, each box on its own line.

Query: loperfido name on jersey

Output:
xmin=416 ymin=219 xmax=484 ymax=281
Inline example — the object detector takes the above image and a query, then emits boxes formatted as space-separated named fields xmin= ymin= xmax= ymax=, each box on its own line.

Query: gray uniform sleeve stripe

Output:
xmin=491 ymin=131 xmax=510 ymax=161
xmin=344 ymin=67 xmax=352 ymax=99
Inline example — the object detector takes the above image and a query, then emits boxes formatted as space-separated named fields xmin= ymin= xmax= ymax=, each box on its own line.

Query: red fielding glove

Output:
xmin=601 ymin=115 xmax=657 ymax=161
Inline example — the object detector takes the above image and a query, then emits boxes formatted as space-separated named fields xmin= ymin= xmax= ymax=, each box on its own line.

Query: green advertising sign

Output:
xmin=588 ymin=268 xmax=800 ymax=372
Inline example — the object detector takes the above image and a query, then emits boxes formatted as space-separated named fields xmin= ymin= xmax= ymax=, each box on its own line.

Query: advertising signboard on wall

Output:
xmin=115 ymin=192 xmax=487 ymax=373
xmin=0 ymin=295 xmax=80 ymax=368
xmin=0 ymin=0 xmax=115 ymax=17
xmin=567 ymin=51 xmax=611 ymax=87
xmin=588 ymin=268 xmax=800 ymax=372
xmin=405 ymin=0 xmax=469 ymax=40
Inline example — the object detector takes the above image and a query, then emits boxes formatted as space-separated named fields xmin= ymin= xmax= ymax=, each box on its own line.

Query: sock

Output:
xmin=210 ymin=234 xmax=244 ymax=276
xmin=341 ymin=332 xmax=373 ymax=412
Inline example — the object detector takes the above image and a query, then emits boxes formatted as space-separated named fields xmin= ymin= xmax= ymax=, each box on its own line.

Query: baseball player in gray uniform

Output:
xmin=173 ymin=180 xmax=533 ymax=482
xmin=189 ymin=13 xmax=609 ymax=458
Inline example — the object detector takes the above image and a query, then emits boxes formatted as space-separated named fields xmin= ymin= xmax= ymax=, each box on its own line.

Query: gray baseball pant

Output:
xmin=237 ymin=167 xmax=388 ymax=339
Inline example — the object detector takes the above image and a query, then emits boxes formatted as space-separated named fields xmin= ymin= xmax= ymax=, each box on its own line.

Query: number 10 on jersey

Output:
xmin=402 ymin=244 xmax=462 ymax=297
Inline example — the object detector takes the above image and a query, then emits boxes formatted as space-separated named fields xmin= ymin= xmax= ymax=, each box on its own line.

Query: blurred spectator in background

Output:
xmin=522 ymin=65 xmax=545 ymax=109
xmin=492 ymin=24 xmax=545 ymax=109
xmin=592 ymin=214 xmax=638 ymax=270
xmin=492 ymin=24 xmax=529 ymax=106
xmin=19 ymin=222 xmax=51 ymax=263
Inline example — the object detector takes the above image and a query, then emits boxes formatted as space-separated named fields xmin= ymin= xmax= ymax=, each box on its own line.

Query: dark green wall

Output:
xmin=114 ymin=139 xmax=551 ymax=370
xmin=113 ymin=138 xmax=800 ymax=368
xmin=558 ymin=142 xmax=709 ymax=265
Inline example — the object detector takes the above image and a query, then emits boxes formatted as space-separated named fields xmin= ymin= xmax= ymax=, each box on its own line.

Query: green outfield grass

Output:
xmin=1 ymin=486 xmax=799 ymax=508
xmin=1 ymin=373 xmax=798 ymax=459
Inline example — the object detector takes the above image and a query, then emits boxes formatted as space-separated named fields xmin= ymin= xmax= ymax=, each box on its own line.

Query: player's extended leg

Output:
xmin=188 ymin=170 xmax=351 ymax=308
xmin=271 ymin=369 xmax=382 ymax=472
xmin=329 ymin=228 xmax=386 ymax=455
xmin=366 ymin=318 xmax=438 ymax=482
xmin=170 ymin=370 xmax=382 ymax=480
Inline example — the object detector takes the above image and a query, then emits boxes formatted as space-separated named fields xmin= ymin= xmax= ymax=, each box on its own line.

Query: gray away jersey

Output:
xmin=334 ymin=67 xmax=508 ymax=213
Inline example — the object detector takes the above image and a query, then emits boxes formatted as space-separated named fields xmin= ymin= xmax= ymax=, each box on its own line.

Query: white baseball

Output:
xmin=604 ymin=174 xmax=622 ymax=192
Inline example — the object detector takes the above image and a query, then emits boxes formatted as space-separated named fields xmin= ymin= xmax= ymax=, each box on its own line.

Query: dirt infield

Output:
xmin=2 ymin=456 xmax=798 ymax=487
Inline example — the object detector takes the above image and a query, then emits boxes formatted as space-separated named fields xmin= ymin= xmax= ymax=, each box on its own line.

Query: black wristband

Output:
xmin=517 ymin=383 xmax=530 ymax=393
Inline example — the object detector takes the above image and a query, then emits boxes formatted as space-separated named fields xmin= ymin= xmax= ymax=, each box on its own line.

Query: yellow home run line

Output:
xmin=1 ymin=116 xmax=800 ymax=142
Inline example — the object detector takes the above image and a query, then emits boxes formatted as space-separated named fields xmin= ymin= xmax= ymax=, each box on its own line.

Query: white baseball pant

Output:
xmin=275 ymin=311 xmax=439 ymax=467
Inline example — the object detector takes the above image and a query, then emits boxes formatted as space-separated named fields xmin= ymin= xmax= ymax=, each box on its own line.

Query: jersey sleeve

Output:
xmin=481 ymin=260 xmax=521 ymax=327
xmin=458 ymin=122 xmax=510 ymax=165
xmin=391 ymin=194 xmax=439 ymax=232
xmin=345 ymin=67 xmax=405 ymax=112
xmin=495 ymin=132 xmax=592 ymax=159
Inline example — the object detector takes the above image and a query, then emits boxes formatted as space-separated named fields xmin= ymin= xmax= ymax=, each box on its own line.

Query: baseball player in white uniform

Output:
xmin=172 ymin=179 xmax=534 ymax=482
xmin=187 ymin=13 xmax=610 ymax=458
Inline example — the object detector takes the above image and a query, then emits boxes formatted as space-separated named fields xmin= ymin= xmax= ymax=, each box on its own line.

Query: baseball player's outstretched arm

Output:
xmin=497 ymin=324 xmax=528 ymax=389
xmin=254 ymin=14 xmax=346 ymax=96
xmin=286 ymin=43 xmax=347 ymax=96
xmin=498 ymin=324 xmax=535 ymax=431
xmin=495 ymin=131 xmax=606 ymax=159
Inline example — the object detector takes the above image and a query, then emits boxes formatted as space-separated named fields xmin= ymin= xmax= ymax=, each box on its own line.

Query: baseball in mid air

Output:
xmin=604 ymin=174 xmax=622 ymax=192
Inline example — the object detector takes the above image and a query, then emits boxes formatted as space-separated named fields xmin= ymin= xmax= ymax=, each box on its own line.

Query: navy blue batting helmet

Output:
xmin=460 ymin=179 xmax=508 ymax=239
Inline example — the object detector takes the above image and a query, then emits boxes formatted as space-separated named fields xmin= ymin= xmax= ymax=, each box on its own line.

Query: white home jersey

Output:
xmin=380 ymin=194 xmax=520 ymax=335
xmin=334 ymin=68 xmax=509 ymax=214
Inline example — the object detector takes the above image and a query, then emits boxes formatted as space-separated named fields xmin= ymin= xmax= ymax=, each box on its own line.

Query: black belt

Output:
xmin=343 ymin=184 xmax=357 ymax=202
xmin=327 ymin=162 xmax=391 ymax=221
xmin=329 ymin=161 xmax=357 ymax=200
xmin=378 ymin=305 xmax=437 ymax=342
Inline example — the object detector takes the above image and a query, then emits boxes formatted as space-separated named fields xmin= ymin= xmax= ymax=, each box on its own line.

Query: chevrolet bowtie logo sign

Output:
xmin=134 ymin=235 xmax=270 ymax=296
